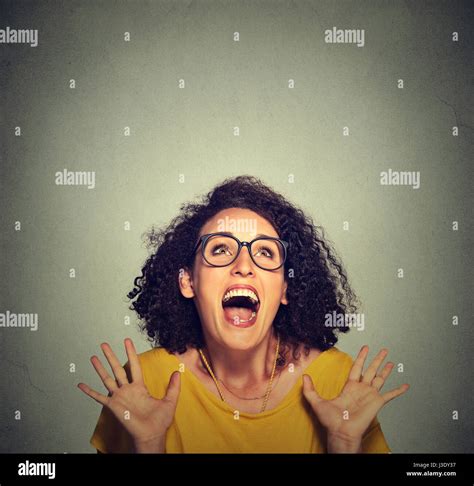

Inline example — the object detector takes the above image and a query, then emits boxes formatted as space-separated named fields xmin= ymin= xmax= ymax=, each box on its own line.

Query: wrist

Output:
xmin=327 ymin=431 xmax=362 ymax=453
xmin=133 ymin=435 xmax=166 ymax=453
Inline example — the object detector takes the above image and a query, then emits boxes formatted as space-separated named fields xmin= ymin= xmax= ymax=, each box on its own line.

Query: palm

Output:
xmin=103 ymin=379 xmax=177 ymax=442
xmin=78 ymin=339 xmax=181 ymax=445
xmin=311 ymin=380 xmax=385 ymax=439
xmin=303 ymin=346 xmax=409 ymax=442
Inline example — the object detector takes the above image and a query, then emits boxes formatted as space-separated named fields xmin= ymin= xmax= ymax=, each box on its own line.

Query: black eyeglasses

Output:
xmin=190 ymin=233 xmax=289 ymax=271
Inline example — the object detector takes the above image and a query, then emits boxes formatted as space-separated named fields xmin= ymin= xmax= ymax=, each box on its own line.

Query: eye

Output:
xmin=211 ymin=244 xmax=232 ymax=256
xmin=255 ymin=246 xmax=274 ymax=258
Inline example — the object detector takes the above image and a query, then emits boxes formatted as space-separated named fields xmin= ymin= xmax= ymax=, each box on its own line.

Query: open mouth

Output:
xmin=222 ymin=288 xmax=260 ymax=327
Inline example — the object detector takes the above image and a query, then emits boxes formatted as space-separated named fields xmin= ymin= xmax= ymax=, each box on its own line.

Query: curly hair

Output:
xmin=127 ymin=175 xmax=359 ymax=368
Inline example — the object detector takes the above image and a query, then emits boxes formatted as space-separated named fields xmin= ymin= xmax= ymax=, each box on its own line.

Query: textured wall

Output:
xmin=0 ymin=0 xmax=472 ymax=453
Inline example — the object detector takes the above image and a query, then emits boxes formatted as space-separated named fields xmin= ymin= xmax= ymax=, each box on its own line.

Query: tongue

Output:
xmin=223 ymin=306 xmax=253 ymax=322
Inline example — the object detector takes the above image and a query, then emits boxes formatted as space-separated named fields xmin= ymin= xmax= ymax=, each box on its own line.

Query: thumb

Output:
xmin=163 ymin=370 xmax=181 ymax=404
xmin=302 ymin=374 xmax=323 ymax=407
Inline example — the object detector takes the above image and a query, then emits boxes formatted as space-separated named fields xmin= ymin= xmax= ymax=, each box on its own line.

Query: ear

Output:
xmin=280 ymin=280 xmax=288 ymax=305
xmin=178 ymin=267 xmax=195 ymax=298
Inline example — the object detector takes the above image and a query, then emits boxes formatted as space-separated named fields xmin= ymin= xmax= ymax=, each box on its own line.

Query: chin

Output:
xmin=213 ymin=316 xmax=271 ymax=349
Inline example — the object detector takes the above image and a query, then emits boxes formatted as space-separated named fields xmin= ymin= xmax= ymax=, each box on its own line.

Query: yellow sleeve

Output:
xmin=90 ymin=404 xmax=135 ymax=453
xmin=89 ymin=361 xmax=135 ymax=453
xmin=361 ymin=415 xmax=391 ymax=453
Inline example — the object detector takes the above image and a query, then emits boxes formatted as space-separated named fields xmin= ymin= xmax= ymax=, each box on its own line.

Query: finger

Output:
xmin=362 ymin=348 xmax=388 ymax=384
xmin=124 ymin=338 xmax=144 ymax=384
xmin=90 ymin=356 xmax=119 ymax=393
xmin=348 ymin=345 xmax=370 ymax=382
xmin=372 ymin=362 xmax=394 ymax=391
xmin=302 ymin=374 xmax=323 ymax=407
xmin=382 ymin=383 xmax=410 ymax=404
xmin=77 ymin=382 xmax=108 ymax=406
xmin=163 ymin=371 xmax=181 ymax=405
xmin=100 ymin=342 xmax=129 ymax=386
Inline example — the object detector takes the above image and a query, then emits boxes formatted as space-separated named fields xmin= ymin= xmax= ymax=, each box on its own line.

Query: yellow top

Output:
xmin=90 ymin=346 xmax=391 ymax=453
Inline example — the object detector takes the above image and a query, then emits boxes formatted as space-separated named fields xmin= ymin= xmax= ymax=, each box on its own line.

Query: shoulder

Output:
xmin=324 ymin=346 xmax=354 ymax=368
xmin=135 ymin=346 xmax=180 ymax=375
xmin=132 ymin=347 xmax=180 ymax=397
xmin=136 ymin=346 xmax=177 ymax=366
xmin=303 ymin=346 xmax=353 ymax=372
xmin=305 ymin=346 xmax=354 ymax=399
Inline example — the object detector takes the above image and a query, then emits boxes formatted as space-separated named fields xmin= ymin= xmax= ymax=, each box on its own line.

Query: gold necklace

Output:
xmin=198 ymin=334 xmax=280 ymax=413
xmin=218 ymin=369 xmax=282 ymax=400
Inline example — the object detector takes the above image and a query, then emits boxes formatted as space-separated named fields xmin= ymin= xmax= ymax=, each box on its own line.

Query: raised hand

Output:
xmin=78 ymin=338 xmax=180 ymax=452
xmin=302 ymin=345 xmax=409 ymax=452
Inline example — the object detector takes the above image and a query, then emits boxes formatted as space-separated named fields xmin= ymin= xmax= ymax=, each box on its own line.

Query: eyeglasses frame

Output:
xmin=190 ymin=232 xmax=289 ymax=271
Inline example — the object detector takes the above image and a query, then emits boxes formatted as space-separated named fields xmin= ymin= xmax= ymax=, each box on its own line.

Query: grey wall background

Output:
xmin=0 ymin=0 xmax=472 ymax=453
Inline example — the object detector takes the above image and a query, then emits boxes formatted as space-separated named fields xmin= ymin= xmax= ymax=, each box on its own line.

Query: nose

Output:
xmin=230 ymin=244 xmax=255 ymax=276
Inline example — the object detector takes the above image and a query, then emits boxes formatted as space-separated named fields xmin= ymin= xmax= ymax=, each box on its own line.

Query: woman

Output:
xmin=79 ymin=175 xmax=409 ymax=453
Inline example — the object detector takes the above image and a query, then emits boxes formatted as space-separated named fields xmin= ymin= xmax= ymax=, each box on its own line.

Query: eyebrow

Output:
xmin=217 ymin=232 xmax=276 ymax=239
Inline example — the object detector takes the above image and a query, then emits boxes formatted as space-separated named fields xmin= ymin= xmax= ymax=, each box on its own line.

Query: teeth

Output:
xmin=222 ymin=288 xmax=259 ymax=304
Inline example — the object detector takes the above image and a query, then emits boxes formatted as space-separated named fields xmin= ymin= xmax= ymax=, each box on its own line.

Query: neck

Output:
xmin=199 ymin=330 xmax=279 ymax=391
